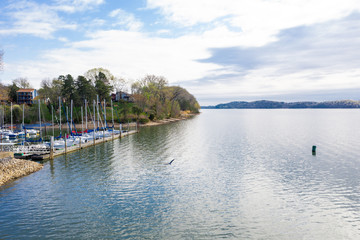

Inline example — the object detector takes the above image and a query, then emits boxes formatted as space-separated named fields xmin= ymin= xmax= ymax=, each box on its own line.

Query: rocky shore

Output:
xmin=0 ymin=156 xmax=43 ymax=186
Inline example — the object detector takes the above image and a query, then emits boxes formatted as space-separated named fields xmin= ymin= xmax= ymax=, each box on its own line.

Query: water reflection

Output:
xmin=1 ymin=109 xmax=360 ymax=239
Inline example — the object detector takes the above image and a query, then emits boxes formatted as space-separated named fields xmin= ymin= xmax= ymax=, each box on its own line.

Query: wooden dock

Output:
xmin=41 ymin=130 xmax=138 ymax=160
xmin=12 ymin=130 xmax=138 ymax=161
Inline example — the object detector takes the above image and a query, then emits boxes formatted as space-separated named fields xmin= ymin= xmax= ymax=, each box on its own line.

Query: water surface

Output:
xmin=1 ymin=109 xmax=360 ymax=239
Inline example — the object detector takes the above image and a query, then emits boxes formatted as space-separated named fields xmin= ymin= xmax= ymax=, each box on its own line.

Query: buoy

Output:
xmin=312 ymin=145 xmax=316 ymax=155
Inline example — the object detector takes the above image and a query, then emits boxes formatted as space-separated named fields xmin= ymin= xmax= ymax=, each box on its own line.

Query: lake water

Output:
xmin=1 ymin=109 xmax=360 ymax=239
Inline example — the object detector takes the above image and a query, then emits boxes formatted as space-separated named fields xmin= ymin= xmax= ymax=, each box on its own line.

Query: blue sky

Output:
xmin=0 ymin=0 xmax=360 ymax=105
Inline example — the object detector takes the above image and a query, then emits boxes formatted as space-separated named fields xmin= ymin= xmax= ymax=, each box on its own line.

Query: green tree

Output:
xmin=76 ymin=75 xmax=96 ymax=104
xmin=8 ymin=82 xmax=19 ymax=102
xmin=95 ymin=72 xmax=113 ymax=101
xmin=38 ymin=78 xmax=63 ymax=104
xmin=60 ymin=74 xmax=77 ymax=103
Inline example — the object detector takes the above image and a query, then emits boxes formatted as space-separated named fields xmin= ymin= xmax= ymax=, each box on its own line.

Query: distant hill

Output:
xmin=202 ymin=100 xmax=360 ymax=109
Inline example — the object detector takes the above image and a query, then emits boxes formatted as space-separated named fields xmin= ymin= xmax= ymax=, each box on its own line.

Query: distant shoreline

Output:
xmin=201 ymin=100 xmax=360 ymax=109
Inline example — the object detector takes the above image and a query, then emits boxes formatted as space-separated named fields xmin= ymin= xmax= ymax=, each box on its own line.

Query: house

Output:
xmin=111 ymin=93 xmax=116 ymax=101
xmin=16 ymin=89 xmax=37 ymax=104
xmin=115 ymin=91 xmax=132 ymax=102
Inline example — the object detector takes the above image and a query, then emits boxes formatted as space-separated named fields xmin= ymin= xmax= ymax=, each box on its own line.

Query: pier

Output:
xmin=6 ymin=129 xmax=138 ymax=161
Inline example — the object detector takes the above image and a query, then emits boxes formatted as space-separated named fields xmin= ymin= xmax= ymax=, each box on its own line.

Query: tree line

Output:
xmin=0 ymin=68 xmax=200 ymax=124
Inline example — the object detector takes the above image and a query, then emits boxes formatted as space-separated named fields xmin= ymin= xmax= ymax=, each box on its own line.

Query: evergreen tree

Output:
xmin=8 ymin=83 xmax=19 ymax=102
xmin=60 ymin=74 xmax=78 ymax=103
xmin=76 ymin=75 xmax=96 ymax=104
xmin=95 ymin=72 xmax=113 ymax=101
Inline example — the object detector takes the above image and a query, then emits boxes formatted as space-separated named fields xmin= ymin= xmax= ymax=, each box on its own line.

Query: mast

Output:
xmin=81 ymin=106 xmax=83 ymax=133
xmin=59 ymin=97 xmax=62 ymax=137
xmin=93 ymin=100 xmax=96 ymax=131
xmin=52 ymin=105 xmax=54 ymax=137
xmin=97 ymin=95 xmax=100 ymax=130
xmin=66 ymin=106 xmax=69 ymax=135
xmin=85 ymin=99 xmax=88 ymax=130
xmin=22 ymin=104 xmax=24 ymax=130
xmin=104 ymin=99 xmax=106 ymax=129
xmin=70 ymin=99 xmax=73 ymax=133
xmin=38 ymin=99 xmax=42 ymax=139
xmin=10 ymin=102 xmax=13 ymax=132
xmin=111 ymin=99 xmax=114 ymax=130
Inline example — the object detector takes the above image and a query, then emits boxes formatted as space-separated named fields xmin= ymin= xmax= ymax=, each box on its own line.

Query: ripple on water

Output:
xmin=1 ymin=110 xmax=360 ymax=239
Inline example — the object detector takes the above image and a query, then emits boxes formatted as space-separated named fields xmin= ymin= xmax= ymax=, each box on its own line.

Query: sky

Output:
xmin=0 ymin=0 xmax=360 ymax=106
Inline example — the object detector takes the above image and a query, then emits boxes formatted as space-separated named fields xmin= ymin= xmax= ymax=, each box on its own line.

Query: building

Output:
xmin=115 ymin=91 xmax=132 ymax=102
xmin=16 ymin=89 xmax=37 ymax=104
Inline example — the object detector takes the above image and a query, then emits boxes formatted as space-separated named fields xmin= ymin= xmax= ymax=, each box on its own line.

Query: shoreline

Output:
xmin=0 ymin=153 xmax=43 ymax=187
xmin=0 ymin=113 xmax=198 ymax=187
xmin=8 ymin=113 xmax=199 ymax=130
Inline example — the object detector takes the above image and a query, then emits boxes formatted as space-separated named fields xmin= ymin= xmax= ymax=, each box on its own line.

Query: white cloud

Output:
xmin=109 ymin=9 xmax=143 ymax=31
xmin=58 ymin=37 xmax=69 ymax=42
xmin=0 ymin=1 xmax=76 ymax=38
xmin=147 ymin=0 xmax=360 ymax=46
xmin=54 ymin=0 xmax=105 ymax=13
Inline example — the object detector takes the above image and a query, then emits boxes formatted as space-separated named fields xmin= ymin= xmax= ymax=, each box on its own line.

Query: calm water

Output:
xmin=1 ymin=109 xmax=360 ymax=239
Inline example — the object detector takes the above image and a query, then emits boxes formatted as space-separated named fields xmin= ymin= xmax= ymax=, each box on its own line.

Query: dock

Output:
xmin=6 ymin=130 xmax=138 ymax=161
xmin=43 ymin=130 xmax=138 ymax=160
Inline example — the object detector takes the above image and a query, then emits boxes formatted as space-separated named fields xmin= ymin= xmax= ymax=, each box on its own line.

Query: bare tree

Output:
xmin=13 ymin=77 xmax=32 ymax=88
xmin=112 ymin=77 xmax=128 ymax=92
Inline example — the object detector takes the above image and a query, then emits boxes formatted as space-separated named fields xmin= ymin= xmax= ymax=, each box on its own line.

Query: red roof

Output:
xmin=16 ymin=89 xmax=35 ymax=92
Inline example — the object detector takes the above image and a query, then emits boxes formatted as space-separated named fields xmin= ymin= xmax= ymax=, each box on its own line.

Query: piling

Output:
xmin=93 ymin=131 xmax=95 ymax=145
xmin=50 ymin=136 xmax=54 ymax=159
xmin=65 ymin=138 xmax=67 ymax=154
xmin=312 ymin=145 xmax=316 ymax=155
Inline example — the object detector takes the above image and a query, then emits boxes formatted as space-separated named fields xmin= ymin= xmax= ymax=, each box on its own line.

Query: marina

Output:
xmin=0 ymin=95 xmax=140 ymax=161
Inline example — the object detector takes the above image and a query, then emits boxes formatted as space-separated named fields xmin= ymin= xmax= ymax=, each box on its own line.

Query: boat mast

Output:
xmin=52 ymin=105 xmax=54 ymax=137
xmin=111 ymin=99 xmax=114 ymax=130
xmin=97 ymin=95 xmax=100 ymax=130
xmin=22 ymin=104 xmax=24 ymax=130
xmin=81 ymin=106 xmax=83 ymax=133
xmin=59 ymin=97 xmax=62 ymax=137
xmin=104 ymin=99 xmax=106 ymax=129
xmin=66 ymin=106 xmax=69 ymax=135
xmin=10 ymin=102 xmax=12 ymax=132
xmin=85 ymin=99 xmax=88 ymax=130
xmin=38 ymin=99 xmax=42 ymax=139
xmin=70 ymin=99 xmax=73 ymax=134
xmin=93 ymin=100 xmax=96 ymax=131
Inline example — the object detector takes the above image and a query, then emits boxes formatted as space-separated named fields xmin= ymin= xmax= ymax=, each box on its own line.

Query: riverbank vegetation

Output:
xmin=0 ymin=68 xmax=200 ymax=124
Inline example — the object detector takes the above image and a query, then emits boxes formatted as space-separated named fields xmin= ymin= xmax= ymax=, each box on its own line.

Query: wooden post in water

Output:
xmin=120 ymin=123 xmax=122 ymax=138
xmin=65 ymin=137 xmax=67 ymax=154
xmin=50 ymin=136 xmax=54 ymax=159
xmin=79 ymin=136 xmax=81 ymax=149
xmin=111 ymin=100 xmax=114 ymax=140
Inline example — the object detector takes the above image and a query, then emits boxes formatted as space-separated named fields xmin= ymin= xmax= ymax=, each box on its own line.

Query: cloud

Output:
xmin=181 ymin=12 xmax=360 ymax=104
xmin=54 ymin=0 xmax=105 ymax=13
xmin=109 ymin=9 xmax=143 ymax=31
xmin=0 ymin=1 xmax=77 ymax=38
xmin=147 ymin=0 xmax=360 ymax=47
